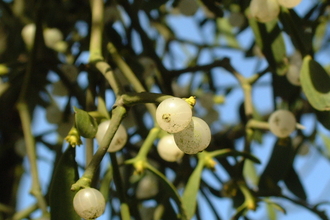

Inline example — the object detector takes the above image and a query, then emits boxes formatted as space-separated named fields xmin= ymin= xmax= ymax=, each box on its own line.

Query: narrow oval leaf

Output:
xmin=315 ymin=110 xmax=330 ymax=130
xmin=146 ymin=162 xmax=187 ymax=220
xmin=247 ymin=13 xmax=288 ymax=75
xmin=182 ymin=159 xmax=204 ymax=220
xmin=300 ymin=56 xmax=330 ymax=110
xmin=49 ymin=146 xmax=80 ymax=220
xmin=283 ymin=166 xmax=307 ymax=200
xmin=74 ymin=106 xmax=98 ymax=138
xmin=258 ymin=138 xmax=294 ymax=192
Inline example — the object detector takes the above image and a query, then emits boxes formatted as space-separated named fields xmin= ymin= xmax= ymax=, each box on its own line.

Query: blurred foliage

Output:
xmin=1 ymin=0 xmax=330 ymax=219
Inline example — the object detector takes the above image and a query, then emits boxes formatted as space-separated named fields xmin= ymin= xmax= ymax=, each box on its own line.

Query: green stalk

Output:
xmin=15 ymin=3 xmax=48 ymax=215
xmin=107 ymin=43 xmax=157 ymax=119
xmin=71 ymin=106 xmax=127 ymax=190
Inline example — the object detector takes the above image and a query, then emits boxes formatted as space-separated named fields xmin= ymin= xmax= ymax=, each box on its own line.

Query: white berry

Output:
xmin=96 ymin=120 xmax=127 ymax=152
xmin=43 ymin=28 xmax=63 ymax=49
xmin=73 ymin=188 xmax=105 ymax=219
xmin=268 ymin=109 xmax=296 ymax=138
xmin=157 ymin=134 xmax=184 ymax=162
xmin=250 ymin=0 xmax=280 ymax=23
xmin=21 ymin=23 xmax=36 ymax=49
xmin=156 ymin=97 xmax=192 ymax=133
xmin=173 ymin=117 xmax=211 ymax=154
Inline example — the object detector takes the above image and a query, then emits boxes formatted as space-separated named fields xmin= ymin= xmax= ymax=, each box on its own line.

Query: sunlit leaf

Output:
xmin=300 ymin=56 xmax=330 ymax=111
xmin=263 ymin=198 xmax=287 ymax=214
xmin=216 ymin=18 xmax=240 ymax=49
xmin=74 ymin=106 xmax=98 ymax=138
xmin=313 ymin=21 xmax=327 ymax=51
xmin=243 ymin=159 xmax=259 ymax=186
xmin=181 ymin=159 xmax=204 ymax=220
xmin=248 ymin=13 xmax=288 ymax=75
xmin=49 ymin=146 xmax=80 ymax=220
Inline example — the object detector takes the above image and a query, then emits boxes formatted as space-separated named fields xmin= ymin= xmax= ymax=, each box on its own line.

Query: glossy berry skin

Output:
xmin=173 ymin=117 xmax=211 ymax=154
xmin=268 ymin=109 xmax=296 ymax=138
xmin=73 ymin=188 xmax=105 ymax=219
xmin=157 ymin=134 xmax=184 ymax=162
xmin=156 ymin=97 xmax=192 ymax=133
xmin=96 ymin=120 xmax=127 ymax=152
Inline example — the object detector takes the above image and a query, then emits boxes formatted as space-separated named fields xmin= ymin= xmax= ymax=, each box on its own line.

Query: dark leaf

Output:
xmin=248 ymin=17 xmax=288 ymax=76
xmin=283 ymin=166 xmax=307 ymax=200
xmin=49 ymin=146 xmax=80 ymax=220
xmin=258 ymin=138 xmax=295 ymax=194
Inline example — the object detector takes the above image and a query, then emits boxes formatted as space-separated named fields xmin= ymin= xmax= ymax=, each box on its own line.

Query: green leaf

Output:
xmin=313 ymin=20 xmax=327 ymax=51
xmin=315 ymin=101 xmax=330 ymax=130
xmin=300 ymin=56 xmax=330 ymax=111
xmin=146 ymin=162 xmax=187 ymax=220
xmin=258 ymin=138 xmax=294 ymax=193
xmin=243 ymin=159 xmax=259 ymax=186
xmin=262 ymin=198 xmax=287 ymax=214
xmin=74 ymin=106 xmax=98 ymax=138
xmin=248 ymin=14 xmax=288 ymax=75
xmin=283 ymin=166 xmax=307 ymax=200
xmin=319 ymin=133 xmax=330 ymax=158
xmin=278 ymin=8 xmax=313 ymax=56
xmin=97 ymin=96 xmax=110 ymax=120
xmin=49 ymin=146 xmax=80 ymax=220
xmin=182 ymin=158 xmax=204 ymax=220
xmin=99 ymin=165 xmax=113 ymax=201
xmin=216 ymin=18 xmax=240 ymax=49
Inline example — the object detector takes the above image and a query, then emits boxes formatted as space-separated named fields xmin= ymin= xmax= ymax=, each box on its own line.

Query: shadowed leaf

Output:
xmin=283 ymin=166 xmax=307 ymax=200
xmin=258 ymin=138 xmax=294 ymax=193
xmin=49 ymin=146 xmax=80 ymax=220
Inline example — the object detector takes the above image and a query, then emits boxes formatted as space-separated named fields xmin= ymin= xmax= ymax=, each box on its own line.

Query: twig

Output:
xmin=107 ymin=43 xmax=157 ymax=119
xmin=15 ymin=3 xmax=48 ymax=215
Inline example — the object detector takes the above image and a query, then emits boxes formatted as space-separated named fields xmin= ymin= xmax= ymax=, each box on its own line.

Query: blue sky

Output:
xmin=15 ymin=0 xmax=330 ymax=219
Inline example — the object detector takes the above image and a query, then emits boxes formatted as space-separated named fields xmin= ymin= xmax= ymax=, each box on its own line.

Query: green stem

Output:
xmin=110 ymin=153 xmax=131 ymax=220
xmin=11 ymin=203 xmax=38 ymax=220
xmin=121 ymin=92 xmax=172 ymax=106
xmin=15 ymin=5 xmax=48 ymax=215
xmin=107 ymin=43 xmax=157 ymax=119
xmin=71 ymin=106 xmax=127 ymax=190
xmin=88 ymin=0 xmax=123 ymax=96
xmin=246 ymin=119 xmax=270 ymax=130
xmin=135 ymin=127 xmax=161 ymax=159
xmin=238 ymin=181 xmax=256 ymax=211
xmin=89 ymin=0 xmax=103 ymax=62
xmin=16 ymin=103 xmax=48 ymax=215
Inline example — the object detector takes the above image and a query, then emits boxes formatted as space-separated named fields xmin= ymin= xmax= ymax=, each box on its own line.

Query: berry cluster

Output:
xmin=156 ymin=97 xmax=211 ymax=160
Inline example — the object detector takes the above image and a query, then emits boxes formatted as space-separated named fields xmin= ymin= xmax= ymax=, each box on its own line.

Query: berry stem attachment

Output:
xmin=126 ymin=127 xmax=161 ymax=173
xmin=71 ymin=105 xmax=127 ymax=190
xmin=183 ymin=96 xmax=196 ymax=108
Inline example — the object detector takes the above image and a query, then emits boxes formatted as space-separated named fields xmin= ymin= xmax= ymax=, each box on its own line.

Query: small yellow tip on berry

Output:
xmin=183 ymin=96 xmax=196 ymax=108
xmin=65 ymin=127 xmax=82 ymax=147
